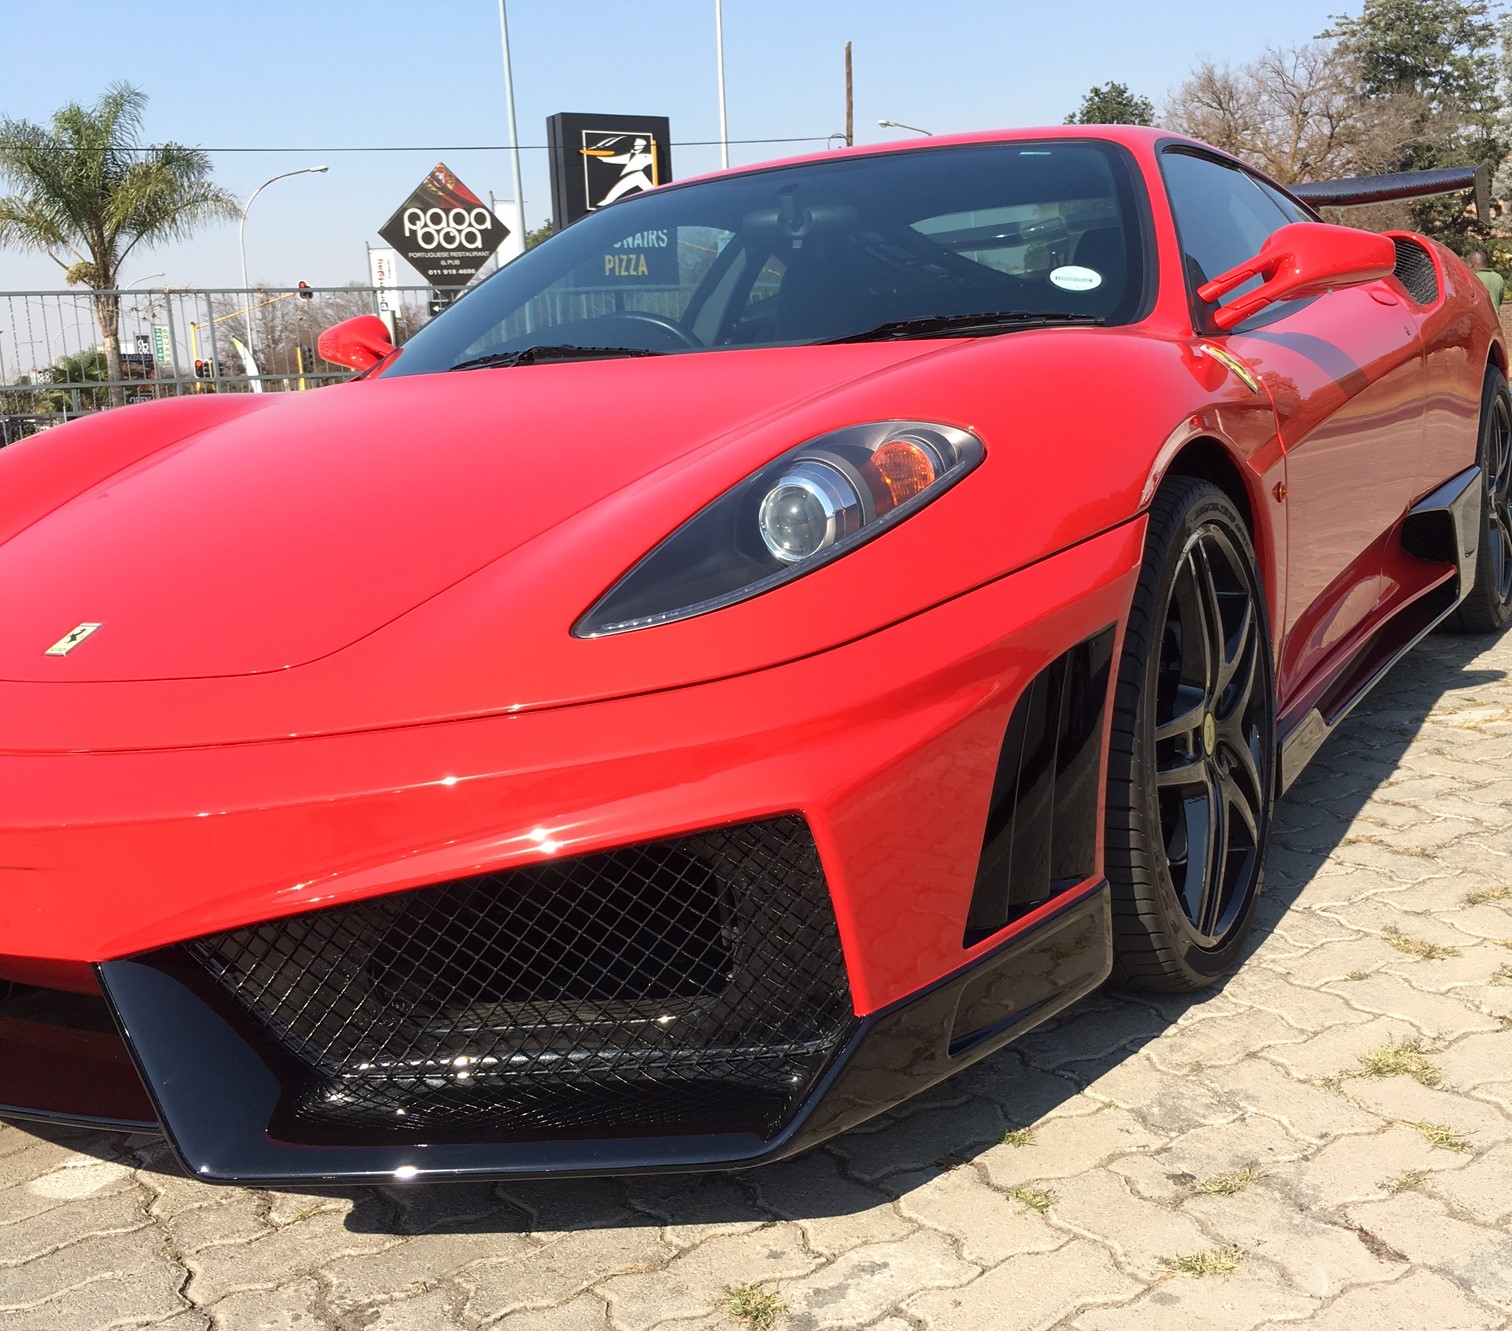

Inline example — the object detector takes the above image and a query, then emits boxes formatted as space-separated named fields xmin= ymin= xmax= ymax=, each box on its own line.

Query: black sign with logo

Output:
xmin=547 ymin=113 xmax=673 ymax=228
xmin=378 ymin=163 xmax=508 ymax=289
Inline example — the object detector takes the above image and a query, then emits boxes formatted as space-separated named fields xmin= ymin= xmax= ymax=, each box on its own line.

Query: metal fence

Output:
xmin=0 ymin=284 xmax=450 ymax=442
xmin=1 ymin=279 xmax=708 ymax=445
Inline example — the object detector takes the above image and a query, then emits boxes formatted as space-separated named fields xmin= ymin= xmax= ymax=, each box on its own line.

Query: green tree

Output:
xmin=1324 ymin=0 xmax=1499 ymax=104
xmin=1322 ymin=0 xmax=1504 ymax=244
xmin=0 ymin=83 xmax=238 ymax=406
xmin=524 ymin=219 xmax=556 ymax=249
xmin=1065 ymin=83 xmax=1156 ymax=126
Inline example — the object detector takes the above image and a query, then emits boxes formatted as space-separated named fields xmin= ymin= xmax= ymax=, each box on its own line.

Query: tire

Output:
xmin=1105 ymin=477 xmax=1276 ymax=990
xmin=1447 ymin=366 xmax=1512 ymax=635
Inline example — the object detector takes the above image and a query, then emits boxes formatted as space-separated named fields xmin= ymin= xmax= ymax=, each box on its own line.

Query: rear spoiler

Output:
xmin=1290 ymin=164 xmax=1491 ymax=226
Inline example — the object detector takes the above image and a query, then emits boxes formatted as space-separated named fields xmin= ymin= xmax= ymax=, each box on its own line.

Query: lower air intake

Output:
xmin=183 ymin=817 xmax=854 ymax=1144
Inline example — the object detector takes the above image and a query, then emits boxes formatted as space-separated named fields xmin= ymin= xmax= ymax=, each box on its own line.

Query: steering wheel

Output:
xmin=597 ymin=311 xmax=701 ymax=350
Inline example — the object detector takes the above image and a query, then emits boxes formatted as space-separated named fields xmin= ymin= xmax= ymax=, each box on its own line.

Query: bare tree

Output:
xmin=1165 ymin=44 xmax=1370 ymax=184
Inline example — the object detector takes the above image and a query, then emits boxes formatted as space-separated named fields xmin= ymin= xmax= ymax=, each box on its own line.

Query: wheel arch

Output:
xmin=1160 ymin=436 xmax=1255 ymax=534
xmin=1146 ymin=433 xmax=1284 ymax=664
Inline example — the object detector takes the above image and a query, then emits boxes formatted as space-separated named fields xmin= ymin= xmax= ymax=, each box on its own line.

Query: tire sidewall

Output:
xmin=1119 ymin=481 xmax=1276 ymax=986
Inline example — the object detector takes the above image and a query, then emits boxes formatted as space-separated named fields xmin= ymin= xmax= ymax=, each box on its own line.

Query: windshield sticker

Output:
xmin=1050 ymin=265 xmax=1102 ymax=291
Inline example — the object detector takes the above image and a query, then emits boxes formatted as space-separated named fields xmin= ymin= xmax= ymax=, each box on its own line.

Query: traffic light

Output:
xmin=194 ymin=359 xmax=210 ymax=378
xmin=297 ymin=281 xmax=313 ymax=300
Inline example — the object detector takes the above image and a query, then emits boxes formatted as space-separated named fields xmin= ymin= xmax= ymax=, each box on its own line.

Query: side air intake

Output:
xmin=963 ymin=628 xmax=1115 ymax=947
xmin=1391 ymin=237 xmax=1439 ymax=306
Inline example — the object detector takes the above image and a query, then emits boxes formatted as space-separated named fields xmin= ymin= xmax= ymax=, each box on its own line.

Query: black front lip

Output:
xmin=89 ymin=881 xmax=1110 ymax=1185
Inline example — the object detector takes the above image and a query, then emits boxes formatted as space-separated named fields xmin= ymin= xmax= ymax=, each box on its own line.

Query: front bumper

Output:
xmin=92 ymin=882 xmax=1109 ymax=1185
xmin=1 ymin=520 xmax=1142 ymax=1180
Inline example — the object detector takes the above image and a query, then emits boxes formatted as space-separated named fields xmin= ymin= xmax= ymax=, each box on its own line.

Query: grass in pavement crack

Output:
xmin=1382 ymin=1169 xmax=1428 ymax=1194
xmin=1464 ymin=885 xmax=1512 ymax=906
xmin=724 ymin=1285 xmax=785 ymax=1331
xmin=1380 ymin=925 xmax=1460 ymax=960
xmin=1354 ymin=1038 xmax=1441 ymax=1087
xmin=1010 ymin=1185 xmax=1055 ymax=1213
xmin=1411 ymin=1121 xmax=1467 ymax=1153
xmin=1192 ymin=1166 xmax=1264 ymax=1196
xmin=1160 ymin=1246 xmax=1242 ymax=1277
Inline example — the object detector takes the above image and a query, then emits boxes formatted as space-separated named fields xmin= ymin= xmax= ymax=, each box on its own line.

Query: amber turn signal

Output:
xmin=864 ymin=438 xmax=940 ymax=512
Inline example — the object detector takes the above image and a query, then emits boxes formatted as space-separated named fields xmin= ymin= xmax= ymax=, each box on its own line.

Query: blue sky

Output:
xmin=1 ymin=0 xmax=1352 ymax=293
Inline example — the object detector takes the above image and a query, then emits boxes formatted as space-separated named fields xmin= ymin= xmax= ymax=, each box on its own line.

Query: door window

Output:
xmin=1160 ymin=150 xmax=1296 ymax=309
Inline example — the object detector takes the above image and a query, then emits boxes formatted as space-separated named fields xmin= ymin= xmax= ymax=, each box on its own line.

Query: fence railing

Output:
xmin=0 ymin=283 xmax=450 ymax=441
xmin=0 ymin=279 xmax=703 ymax=445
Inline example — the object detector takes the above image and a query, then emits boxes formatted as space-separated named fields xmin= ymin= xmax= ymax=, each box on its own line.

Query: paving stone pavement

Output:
xmin=4 ymin=630 xmax=1512 ymax=1330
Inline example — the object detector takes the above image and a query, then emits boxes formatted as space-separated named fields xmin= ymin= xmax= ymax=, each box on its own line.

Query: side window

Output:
xmin=1254 ymin=178 xmax=1316 ymax=224
xmin=1160 ymin=150 xmax=1294 ymax=308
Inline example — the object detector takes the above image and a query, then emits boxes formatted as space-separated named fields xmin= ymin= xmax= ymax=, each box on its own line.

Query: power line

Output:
xmin=0 ymin=135 xmax=834 ymax=156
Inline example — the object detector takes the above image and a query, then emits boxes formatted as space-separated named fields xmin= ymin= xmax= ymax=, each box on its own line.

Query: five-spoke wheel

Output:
xmin=1106 ymin=477 xmax=1275 ymax=989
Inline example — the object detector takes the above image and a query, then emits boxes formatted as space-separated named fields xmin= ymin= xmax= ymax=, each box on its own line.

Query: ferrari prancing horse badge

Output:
xmin=44 ymin=623 xmax=103 ymax=656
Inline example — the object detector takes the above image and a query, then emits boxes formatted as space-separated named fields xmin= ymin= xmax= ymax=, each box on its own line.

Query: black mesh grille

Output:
xmin=182 ymin=817 xmax=854 ymax=1143
xmin=1393 ymin=237 xmax=1439 ymax=305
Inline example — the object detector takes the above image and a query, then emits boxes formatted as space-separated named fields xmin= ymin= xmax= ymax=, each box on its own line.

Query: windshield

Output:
xmin=381 ymin=139 xmax=1150 ymax=376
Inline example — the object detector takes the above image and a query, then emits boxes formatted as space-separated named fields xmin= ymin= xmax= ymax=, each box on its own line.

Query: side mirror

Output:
xmin=1198 ymin=222 xmax=1398 ymax=330
xmin=316 ymin=315 xmax=395 ymax=372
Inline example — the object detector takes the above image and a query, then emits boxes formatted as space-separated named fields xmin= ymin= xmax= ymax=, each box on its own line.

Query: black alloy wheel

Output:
xmin=1106 ymin=477 xmax=1276 ymax=989
xmin=1450 ymin=366 xmax=1512 ymax=634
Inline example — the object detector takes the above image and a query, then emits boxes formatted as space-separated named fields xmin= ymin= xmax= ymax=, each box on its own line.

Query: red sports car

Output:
xmin=1 ymin=126 xmax=1506 ymax=1185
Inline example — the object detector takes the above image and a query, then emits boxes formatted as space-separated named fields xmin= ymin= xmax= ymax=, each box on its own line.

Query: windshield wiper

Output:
xmin=449 ymin=344 xmax=666 ymax=371
xmin=823 ymin=311 xmax=1103 ymax=344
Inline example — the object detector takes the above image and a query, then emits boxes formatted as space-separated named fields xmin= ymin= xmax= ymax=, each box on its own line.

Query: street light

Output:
xmin=877 ymin=119 xmax=933 ymax=136
xmin=238 ymin=167 xmax=329 ymax=364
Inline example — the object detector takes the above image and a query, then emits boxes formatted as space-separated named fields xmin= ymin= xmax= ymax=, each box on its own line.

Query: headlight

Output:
xmin=575 ymin=421 xmax=984 ymax=637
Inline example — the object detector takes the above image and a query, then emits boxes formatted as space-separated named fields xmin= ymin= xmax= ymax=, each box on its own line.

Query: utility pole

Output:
xmin=845 ymin=43 xmax=854 ymax=147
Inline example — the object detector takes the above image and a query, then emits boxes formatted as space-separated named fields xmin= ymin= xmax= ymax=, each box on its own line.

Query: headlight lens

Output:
xmin=575 ymin=420 xmax=984 ymax=638
xmin=758 ymin=460 xmax=864 ymax=563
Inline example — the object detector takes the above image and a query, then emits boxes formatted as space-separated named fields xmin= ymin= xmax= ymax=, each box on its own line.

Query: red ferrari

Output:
xmin=1 ymin=126 xmax=1506 ymax=1185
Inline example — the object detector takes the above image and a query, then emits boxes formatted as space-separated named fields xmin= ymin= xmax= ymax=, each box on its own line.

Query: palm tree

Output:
xmin=37 ymin=349 xmax=110 ymax=417
xmin=0 ymin=83 xmax=238 ymax=406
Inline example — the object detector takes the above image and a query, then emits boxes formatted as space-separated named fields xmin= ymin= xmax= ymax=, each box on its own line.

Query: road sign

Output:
xmin=377 ymin=164 xmax=508 ymax=289
xmin=151 ymin=325 xmax=173 ymax=367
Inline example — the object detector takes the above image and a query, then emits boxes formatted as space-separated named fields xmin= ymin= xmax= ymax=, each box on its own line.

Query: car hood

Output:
xmin=0 ymin=346 xmax=951 ymax=684
xmin=0 ymin=328 xmax=1202 ymax=753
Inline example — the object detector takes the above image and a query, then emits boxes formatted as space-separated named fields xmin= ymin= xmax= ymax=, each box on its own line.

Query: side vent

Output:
xmin=963 ymin=627 xmax=1115 ymax=947
xmin=1392 ymin=237 xmax=1439 ymax=306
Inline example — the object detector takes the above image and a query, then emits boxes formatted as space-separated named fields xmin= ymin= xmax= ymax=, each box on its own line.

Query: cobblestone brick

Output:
xmin=748 ymin=1149 xmax=914 ymax=1258
xmin=595 ymin=1223 xmax=821 ymax=1331
xmin=906 ymin=1236 xmax=1141 ymax=1331
xmin=777 ymin=1229 xmax=979 ymax=1328
xmin=1071 ymin=1272 xmax=1318 ymax=1331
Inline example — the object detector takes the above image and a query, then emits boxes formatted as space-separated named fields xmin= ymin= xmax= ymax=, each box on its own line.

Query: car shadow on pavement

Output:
xmin=11 ymin=633 xmax=1503 ymax=1234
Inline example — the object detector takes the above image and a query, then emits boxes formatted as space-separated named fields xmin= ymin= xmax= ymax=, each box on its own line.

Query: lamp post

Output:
xmin=497 ymin=2 xmax=528 ymax=258
xmin=238 ymin=167 xmax=329 ymax=364
xmin=877 ymin=119 xmax=933 ymax=136
xmin=715 ymin=0 xmax=730 ymax=169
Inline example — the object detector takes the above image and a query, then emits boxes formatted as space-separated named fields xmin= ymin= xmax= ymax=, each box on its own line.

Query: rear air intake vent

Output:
xmin=963 ymin=627 xmax=1115 ymax=947
xmin=1392 ymin=238 xmax=1439 ymax=305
